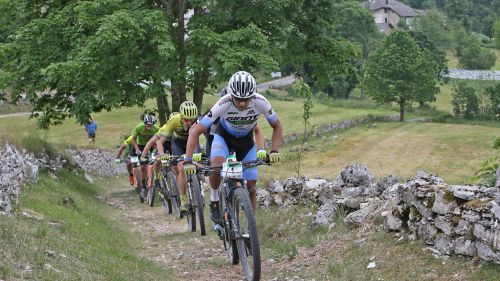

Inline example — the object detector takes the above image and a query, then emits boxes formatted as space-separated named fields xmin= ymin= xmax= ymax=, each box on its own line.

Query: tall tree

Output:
xmin=445 ymin=0 xmax=470 ymax=29
xmin=362 ymin=30 xmax=439 ymax=121
xmin=0 ymin=0 xmax=282 ymax=127
xmin=280 ymin=0 xmax=360 ymax=91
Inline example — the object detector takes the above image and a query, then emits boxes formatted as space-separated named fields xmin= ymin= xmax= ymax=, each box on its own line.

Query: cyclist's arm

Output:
xmin=142 ymin=135 xmax=159 ymax=156
xmin=116 ymin=144 xmax=126 ymax=158
xmin=269 ymin=119 xmax=283 ymax=152
xmin=156 ymin=135 xmax=167 ymax=155
xmin=253 ymin=124 xmax=265 ymax=150
xmin=185 ymin=123 xmax=207 ymax=159
xmin=131 ymin=135 xmax=140 ymax=152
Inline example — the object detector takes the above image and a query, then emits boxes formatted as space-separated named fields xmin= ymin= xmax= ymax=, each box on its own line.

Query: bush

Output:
xmin=474 ymin=157 xmax=499 ymax=187
xmin=459 ymin=45 xmax=496 ymax=70
xmin=434 ymin=112 xmax=454 ymax=123
xmin=452 ymin=83 xmax=479 ymax=119
xmin=493 ymin=138 xmax=500 ymax=149
xmin=485 ymin=84 xmax=500 ymax=116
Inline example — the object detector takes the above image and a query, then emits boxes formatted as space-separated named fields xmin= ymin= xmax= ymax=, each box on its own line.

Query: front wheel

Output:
xmin=160 ymin=173 xmax=172 ymax=214
xmin=166 ymin=171 xmax=181 ymax=218
xmin=233 ymin=188 xmax=261 ymax=281
xmin=147 ymin=180 xmax=156 ymax=207
xmin=190 ymin=175 xmax=206 ymax=236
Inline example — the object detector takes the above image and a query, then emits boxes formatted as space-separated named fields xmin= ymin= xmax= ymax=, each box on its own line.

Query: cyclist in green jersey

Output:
xmin=130 ymin=115 xmax=160 ymax=187
xmin=142 ymin=102 xmax=198 ymax=215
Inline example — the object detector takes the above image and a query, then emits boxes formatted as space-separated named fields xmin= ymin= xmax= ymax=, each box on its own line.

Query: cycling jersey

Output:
xmin=156 ymin=113 xmax=190 ymax=140
xmin=132 ymin=123 xmax=160 ymax=145
xmin=123 ymin=135 xmax=133 ymax=157
xmin=200 ymin=93 xmax=278 ymax=137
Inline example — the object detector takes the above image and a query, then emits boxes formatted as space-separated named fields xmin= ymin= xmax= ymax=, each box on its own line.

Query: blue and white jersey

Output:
xmin=200 ymin=93 xmax=278 ymax=137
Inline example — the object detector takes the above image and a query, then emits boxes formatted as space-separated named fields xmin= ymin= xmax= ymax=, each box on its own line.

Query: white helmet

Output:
xmin=227 ymin=71 xmax=257 ymax=99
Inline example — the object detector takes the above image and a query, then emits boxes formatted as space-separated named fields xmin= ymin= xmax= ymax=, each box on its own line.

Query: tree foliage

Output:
xmin=452 ymin=83 xmax=479 ymax=119
xmin=362 ymin=30 xmax=438 ymax=121
xmin=281 ymin=0 xmax=361 ymax=91
xmin=0 ymin=0 xmax=282 ymax=127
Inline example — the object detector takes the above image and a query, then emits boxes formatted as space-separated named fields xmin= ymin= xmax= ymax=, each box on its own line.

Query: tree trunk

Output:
xmin=399 ymin=101 xmax=405 ymax=122
xmin=193 ymin=66 xmax=210 ymax=112
xmin=156 ymin=94 xmax=170 ymax=126
xmin=168 ymin=0 xmax=187 ymax=112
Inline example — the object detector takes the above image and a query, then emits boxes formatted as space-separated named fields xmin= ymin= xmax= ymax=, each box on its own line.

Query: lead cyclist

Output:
xmin=184 ymin=71 xmax=283 ymax=225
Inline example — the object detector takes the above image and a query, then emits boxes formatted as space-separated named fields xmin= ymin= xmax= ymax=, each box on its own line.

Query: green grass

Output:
xmin=261 ymin=122 xmax=500 ymax=184
xmin=0 ymin=171 xmax=174 ymax=281
xmin=0 ymin=95 xmax=394 ymax=150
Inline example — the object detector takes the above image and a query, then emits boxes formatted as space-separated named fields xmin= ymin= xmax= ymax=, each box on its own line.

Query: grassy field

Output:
xmin=260 ymin=122 xmax=500 ymax=184
xmin=0 ymin=171 xmax=174 ymax=280
xmin=0 ymin=95 xmax=393 ymax=150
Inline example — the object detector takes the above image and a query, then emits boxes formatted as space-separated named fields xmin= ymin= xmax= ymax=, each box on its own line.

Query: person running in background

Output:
xmin=85 ymin=115 xmax=97 ymax=144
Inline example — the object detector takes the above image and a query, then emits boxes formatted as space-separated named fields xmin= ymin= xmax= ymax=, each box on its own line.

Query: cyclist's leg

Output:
xmin=172 ymin=137 xmax=188 ymax=209
xmin=241 ymin=145 xmax=258 ymax=211
xmin=209 ymin=134 xmax=229 ymax=191
xmin=209 ymin=134 xmax=229 ymax=223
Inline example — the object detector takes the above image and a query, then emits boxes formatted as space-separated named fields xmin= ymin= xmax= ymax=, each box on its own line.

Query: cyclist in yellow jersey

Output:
xmin=115 ymin=135 xmax=135 ymax=184
xmin=142 ymin=101 xmax=198 ymax=215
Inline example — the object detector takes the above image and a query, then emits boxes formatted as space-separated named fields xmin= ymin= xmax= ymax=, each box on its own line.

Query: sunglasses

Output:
xmin=232 ymin=96 xmax=252 ymax=103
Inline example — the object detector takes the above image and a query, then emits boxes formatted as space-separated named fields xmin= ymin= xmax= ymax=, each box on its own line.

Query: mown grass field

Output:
xmin=0 ymin=94 xmax=393 ymax=150
xmin=0 ymin=171 xmax=174 ymax=280
xmin=260 ymin=122 xmax=500 ymax=184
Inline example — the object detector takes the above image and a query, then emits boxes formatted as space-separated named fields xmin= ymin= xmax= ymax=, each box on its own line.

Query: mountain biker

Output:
xmin=142 ymin=102 xmax=198 ymax=215
xmin=115 ymin=135 xmax=135 ymax=184
xmin=184 ymin=71 xmax=283 ymax=224
xmin=203 ymin=87 xmax=265 ymax=158
xmin=130 ymin=114 xmax=160 ymax=193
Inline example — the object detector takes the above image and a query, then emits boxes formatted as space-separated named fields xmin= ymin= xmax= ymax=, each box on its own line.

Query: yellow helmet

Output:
xmin=179 ymin=101 xmax=198 ymax=120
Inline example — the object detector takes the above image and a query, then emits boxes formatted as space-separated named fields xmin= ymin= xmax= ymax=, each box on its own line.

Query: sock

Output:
xmin=180 ymin=195 xmax=187 ymax=206
xmin=210 ymin=189 xmax=219 ymax=202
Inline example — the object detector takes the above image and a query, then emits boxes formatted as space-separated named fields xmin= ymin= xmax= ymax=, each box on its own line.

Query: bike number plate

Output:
xmin=221 ymin=162 xmax=243 ymax=179
xmin=130 ymin=156 xmax=139 ymax=164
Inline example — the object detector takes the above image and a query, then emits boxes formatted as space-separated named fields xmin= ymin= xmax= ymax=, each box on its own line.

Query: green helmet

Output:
xmin=179 ymin=101 xmax=198 ymax=120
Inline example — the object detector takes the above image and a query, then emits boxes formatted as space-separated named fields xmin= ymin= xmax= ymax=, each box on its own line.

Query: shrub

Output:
xmin=474 ymin=157 xmax=499 ymax=187
xmin=493 ymin=138 xmax=500 ymax=149
xmin=452 ymin=83 xmax=479 ymax=119
xmin=485 ymin=84 xmax=500 ymax=116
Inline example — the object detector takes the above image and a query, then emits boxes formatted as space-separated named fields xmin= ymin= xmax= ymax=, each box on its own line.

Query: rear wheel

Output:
xmin=233 ymin=187 xmax=261 ymax=281
xmin=190 ymin=175 xmax=206 ymax=236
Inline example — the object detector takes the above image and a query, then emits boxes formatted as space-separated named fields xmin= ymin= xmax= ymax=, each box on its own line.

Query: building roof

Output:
xmin=365 ymin=0 xmax=420 ymax=17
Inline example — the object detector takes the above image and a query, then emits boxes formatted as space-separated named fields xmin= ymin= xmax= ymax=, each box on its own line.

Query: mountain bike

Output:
xmin=186 ymin=156 xmax=208 ymax=236
xmin=198 ymin=154 xmax=270 ymax=281
xmin=158 ymin=155 xmax=181 ymax=217
xmin=145 ymin=154 xmax=157 ymax=207
xmin=130 ymin=155 xmax=149 ymax=203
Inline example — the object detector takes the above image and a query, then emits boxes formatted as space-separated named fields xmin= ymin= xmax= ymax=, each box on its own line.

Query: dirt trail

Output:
xmin=99 ymin=180 xmax=338 ymax=281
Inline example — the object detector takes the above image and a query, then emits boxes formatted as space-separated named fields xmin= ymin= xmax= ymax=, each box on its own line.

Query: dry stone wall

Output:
xmin=0 ymin=144 xmax=125 ymax=216
xmin=257 ymin=164 xmax=500 ymax=264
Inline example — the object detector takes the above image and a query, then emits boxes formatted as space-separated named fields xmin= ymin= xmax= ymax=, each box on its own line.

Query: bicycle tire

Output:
xmin=220 ymin=184 xmax=238 ymax=265
xmin=187 ymin=181 xmax=196 ymax=232
xmin=232 ymin=188 xmax=261 ymax=281
xmin=167 ymin=170 xmax=181 ymax=218
xmin=136 ymin=168 xmax=144 ymax=204
xmin=160 ymin=174 xmax=172 ymax=214
xmin=190 ymin=175 xmax=206 ymax=236
xmin=147 ymin=180 xmax=156 ymax=207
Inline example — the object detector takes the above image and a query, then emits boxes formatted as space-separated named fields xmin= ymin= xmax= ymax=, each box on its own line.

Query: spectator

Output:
xmin=85 ymin=115 xmax=97 ymax=144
